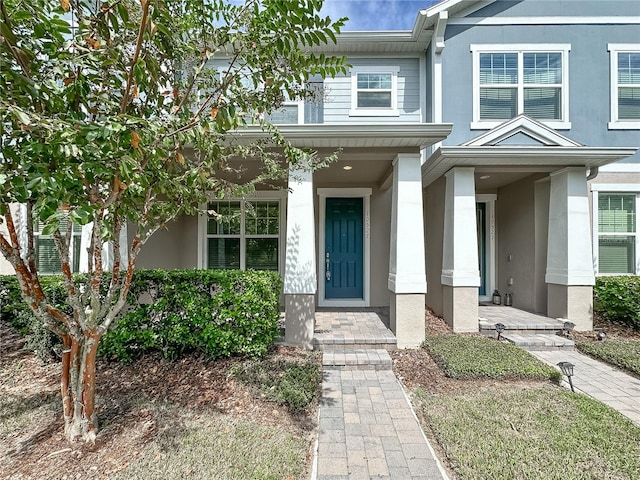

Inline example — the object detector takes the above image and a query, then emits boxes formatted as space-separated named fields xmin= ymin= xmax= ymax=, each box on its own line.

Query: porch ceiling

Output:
xmin=422 ymin=145 xmax=639 ymax=187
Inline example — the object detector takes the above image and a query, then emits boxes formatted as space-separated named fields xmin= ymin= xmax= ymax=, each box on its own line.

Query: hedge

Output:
xmin=593 ymin=276 xmax=640 ymax=330
xmin=0 ymin=269 xmax=282 ymax=362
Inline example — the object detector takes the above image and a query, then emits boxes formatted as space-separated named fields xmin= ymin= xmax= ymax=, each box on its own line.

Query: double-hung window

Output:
xmin=592 ymin=186 xmax=640 ymax=275
xmin=608 ymin=44 xmax=640 ymax=129
xmin=471 ymin=44 xmax=570 ymax=129
xmin=34 ymin=218 xmax=82 ymax=274
xmin=350 ymin=66 xmax=399 ymax=116
xmin=203 ymin=196 xmax=283 ymax=272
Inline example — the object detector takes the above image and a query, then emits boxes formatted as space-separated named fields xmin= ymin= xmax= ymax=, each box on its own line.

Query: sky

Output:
xmin=320 ymin=0 xmax=442 ymax=31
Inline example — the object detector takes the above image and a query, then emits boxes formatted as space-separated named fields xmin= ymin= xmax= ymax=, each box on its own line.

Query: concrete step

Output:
xmin=502 ymin=333 xmax=575 ymax=351
xmin=479 ymin=317 xmax=566 ymax=336
xmin=322 ymin=348 xmax=393 ymax=370
xmin=312 ymin=330 xmax=397 ymax=351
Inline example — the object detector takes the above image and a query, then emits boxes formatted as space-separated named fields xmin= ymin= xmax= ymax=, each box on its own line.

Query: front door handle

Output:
xmin=325 ymin=252 xmax=331 ymax=281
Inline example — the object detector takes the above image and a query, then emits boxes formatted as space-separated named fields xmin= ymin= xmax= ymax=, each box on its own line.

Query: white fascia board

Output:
xmin=232 ymin=123 xmax=453 ymax=148
xmin=422 ymin=145 xmax=639 ymax=186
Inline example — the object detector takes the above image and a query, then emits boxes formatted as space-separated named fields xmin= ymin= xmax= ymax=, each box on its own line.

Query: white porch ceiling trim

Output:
xmin=422 ymin=145 xmax=639 ymax=186
xmin=232 ymin=123 xmax=453 ymax=149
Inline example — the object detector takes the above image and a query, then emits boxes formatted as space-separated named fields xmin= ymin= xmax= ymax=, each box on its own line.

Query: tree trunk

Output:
xmin=60 ymin=331 xmax=101 ymax=443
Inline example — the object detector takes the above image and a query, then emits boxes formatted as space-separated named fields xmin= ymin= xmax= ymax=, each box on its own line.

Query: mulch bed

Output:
xmin=0 ymin=319 xmax=315 ymax=480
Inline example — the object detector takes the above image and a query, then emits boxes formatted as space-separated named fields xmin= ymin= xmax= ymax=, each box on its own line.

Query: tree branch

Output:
xmin=119 ymin=0 xmax=151 ymax=114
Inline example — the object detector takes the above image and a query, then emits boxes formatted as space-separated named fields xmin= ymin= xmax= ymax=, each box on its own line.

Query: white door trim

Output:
xmin=476 ymin=194 xmax=497 ymax=302
xmin=317 ymin=188 xmax=371 ymax=307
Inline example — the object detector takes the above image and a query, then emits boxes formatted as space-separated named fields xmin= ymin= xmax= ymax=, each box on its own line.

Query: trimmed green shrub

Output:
xmin=0 ymin=269 xmax=282 ymax=362
xmin=423 ymin=335 xmax=561 ymax=382
xmin=594 ymin=276 xmax=640 ymax=330
xmin=577 ymin=339 xmax=640 ymax=376
xmin=0 ymin=275 xmax=67 ymax=362
xmin=102 ymin=269 xmax=282 ymax=361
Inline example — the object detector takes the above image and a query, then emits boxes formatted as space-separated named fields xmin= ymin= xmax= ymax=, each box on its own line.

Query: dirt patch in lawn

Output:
xmin=0 ymin=320 xmax=318 ymax=480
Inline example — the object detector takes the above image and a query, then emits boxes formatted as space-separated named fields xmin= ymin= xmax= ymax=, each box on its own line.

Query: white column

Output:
xmin=284 ymin=160 xmax=316 ymax=348
xmin=441 ymin=167 xmax=480 ymax=332
xmin=388 ymin=153 xmax=426 ymax=348
xmin=546 ymin=167 xmax=595 ymax=330
xmin=546 ymin=167 xmax=595 ymax=285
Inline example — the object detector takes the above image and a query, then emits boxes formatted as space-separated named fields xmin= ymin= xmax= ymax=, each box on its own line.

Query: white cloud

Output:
xmin=321 ymin=0 xmax=441 ymax=31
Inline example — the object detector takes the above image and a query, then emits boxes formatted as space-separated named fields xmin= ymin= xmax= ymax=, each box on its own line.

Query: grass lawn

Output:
xmin=110 ymin=407 xmax=308 ymax=480
xmin=415 ymin=384 xmax=640 ymax=480
xmin=406 ymin=332 xmax=640 ymax=480
xmin=577 ymin=338 xmax=640 ymax=377
xmin=423 ymin=334 xmax=561 ymax=382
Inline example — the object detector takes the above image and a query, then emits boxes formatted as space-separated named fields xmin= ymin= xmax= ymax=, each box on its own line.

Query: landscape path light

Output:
xmin=557 ymin=361 xmax=575 ymax=392
xmin=495 ymin=322 xmax=506 ymax=341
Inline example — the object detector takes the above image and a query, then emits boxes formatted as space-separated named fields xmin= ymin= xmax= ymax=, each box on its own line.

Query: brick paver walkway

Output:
xmin=313 ymin=309 xmax=448 ymax=480
xmin=532 ymin=350 xmax=640 ymax=426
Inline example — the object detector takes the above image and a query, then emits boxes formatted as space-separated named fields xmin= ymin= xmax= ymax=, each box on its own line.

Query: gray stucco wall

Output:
xmin=424 ymin=177 xmax=446 ymax=316
xmin=496 ymin=174 xmax=547 ymax=313
xmin=134 ymin=215 xmax=198 ymax=270
xmin=440 ymin=0 xmax=640 ymax=163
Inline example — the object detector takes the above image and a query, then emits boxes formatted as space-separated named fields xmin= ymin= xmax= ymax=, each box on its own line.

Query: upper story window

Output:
xmin=201 ymin=195 xmax=284 ymax=272
xmin=350 ymin=66 xmax=399 ymax=117
xmin=608 ymin=44 xmax=640 ymax=129
xmin=471 ymin=44 xmax=571 ymax=129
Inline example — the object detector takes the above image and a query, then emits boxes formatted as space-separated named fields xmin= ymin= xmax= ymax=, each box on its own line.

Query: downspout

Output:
xmin=586 ymin=166 xmax=599 ymax=181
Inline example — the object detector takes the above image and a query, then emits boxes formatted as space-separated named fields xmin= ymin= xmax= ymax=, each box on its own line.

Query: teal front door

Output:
xmin=325 ymin=198 xmax=364 ymax=299
xmin=476 ymin=202 xmax=487 ymax=296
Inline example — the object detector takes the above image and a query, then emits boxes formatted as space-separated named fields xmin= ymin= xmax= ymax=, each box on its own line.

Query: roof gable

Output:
xmin=462 ymin=115 xmax=583 ymax=147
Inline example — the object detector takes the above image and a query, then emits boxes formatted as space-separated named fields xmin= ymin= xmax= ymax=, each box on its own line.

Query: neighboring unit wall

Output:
xmin=440 ymin=0 xmax=640 ymax=166
xmin=424 ymin=176 xmax=446 ymax=316
xmin=496 ymin=174 xmax=547 ymax=313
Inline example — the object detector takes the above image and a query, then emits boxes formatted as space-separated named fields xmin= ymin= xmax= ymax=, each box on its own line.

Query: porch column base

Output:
xmin=443 ymin=286 xmax=479 ymax=333
xmin=547 ymin=284 xmax=593 ymax=331
xmin=390 ymin=293 xmax=425 ymax=349
xmin=284 ymin=294 xmax=316 ymax=349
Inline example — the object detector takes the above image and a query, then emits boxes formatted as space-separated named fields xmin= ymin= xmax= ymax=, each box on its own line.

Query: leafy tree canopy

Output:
xmin=0 ymin=0 xmax=346 ymax=442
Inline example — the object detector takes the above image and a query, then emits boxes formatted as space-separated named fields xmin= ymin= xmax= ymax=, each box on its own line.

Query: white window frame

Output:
xmin=608 ymin=44 xmax=640 ymax=130
xmin=197 ymin=191 xmax=286 ymax=272
xmin=591 ymin=184 xmax=640 ymax=275
xmin=349 ymin=66 xmax=400 ymax=117
xmin=471 ymin=44 xmax=571 ymax=130
xmin=33 ymin=218 xmax=82 ymax=275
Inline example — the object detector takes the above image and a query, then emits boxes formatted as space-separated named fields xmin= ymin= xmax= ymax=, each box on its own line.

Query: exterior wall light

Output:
xmin=557 ymin=361 xmax=575 ymax=392
xmin=495 ymin=322 xmax=506 ymax=340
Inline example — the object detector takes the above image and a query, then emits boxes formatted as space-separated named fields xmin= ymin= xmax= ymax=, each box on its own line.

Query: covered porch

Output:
xmin=423 ymin=116 xmax=637 ymax=333
xmin=282 ymin=123 xmax=452 ymax=349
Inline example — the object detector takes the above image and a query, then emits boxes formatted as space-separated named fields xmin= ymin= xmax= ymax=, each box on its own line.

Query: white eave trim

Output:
xmin=232 ymin=123 xmax=453 ymax=149
xmin=422 ymin=146 xmax=639 ymax=186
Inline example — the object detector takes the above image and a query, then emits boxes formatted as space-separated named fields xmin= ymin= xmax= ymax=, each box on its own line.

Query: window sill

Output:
xmin=349 ymin=109 xmax=400 ymax=117
xmin=471 ymin=120 xmax=571 ymax=130
xmin=608 ymin=121 xmax=640 ymax=130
